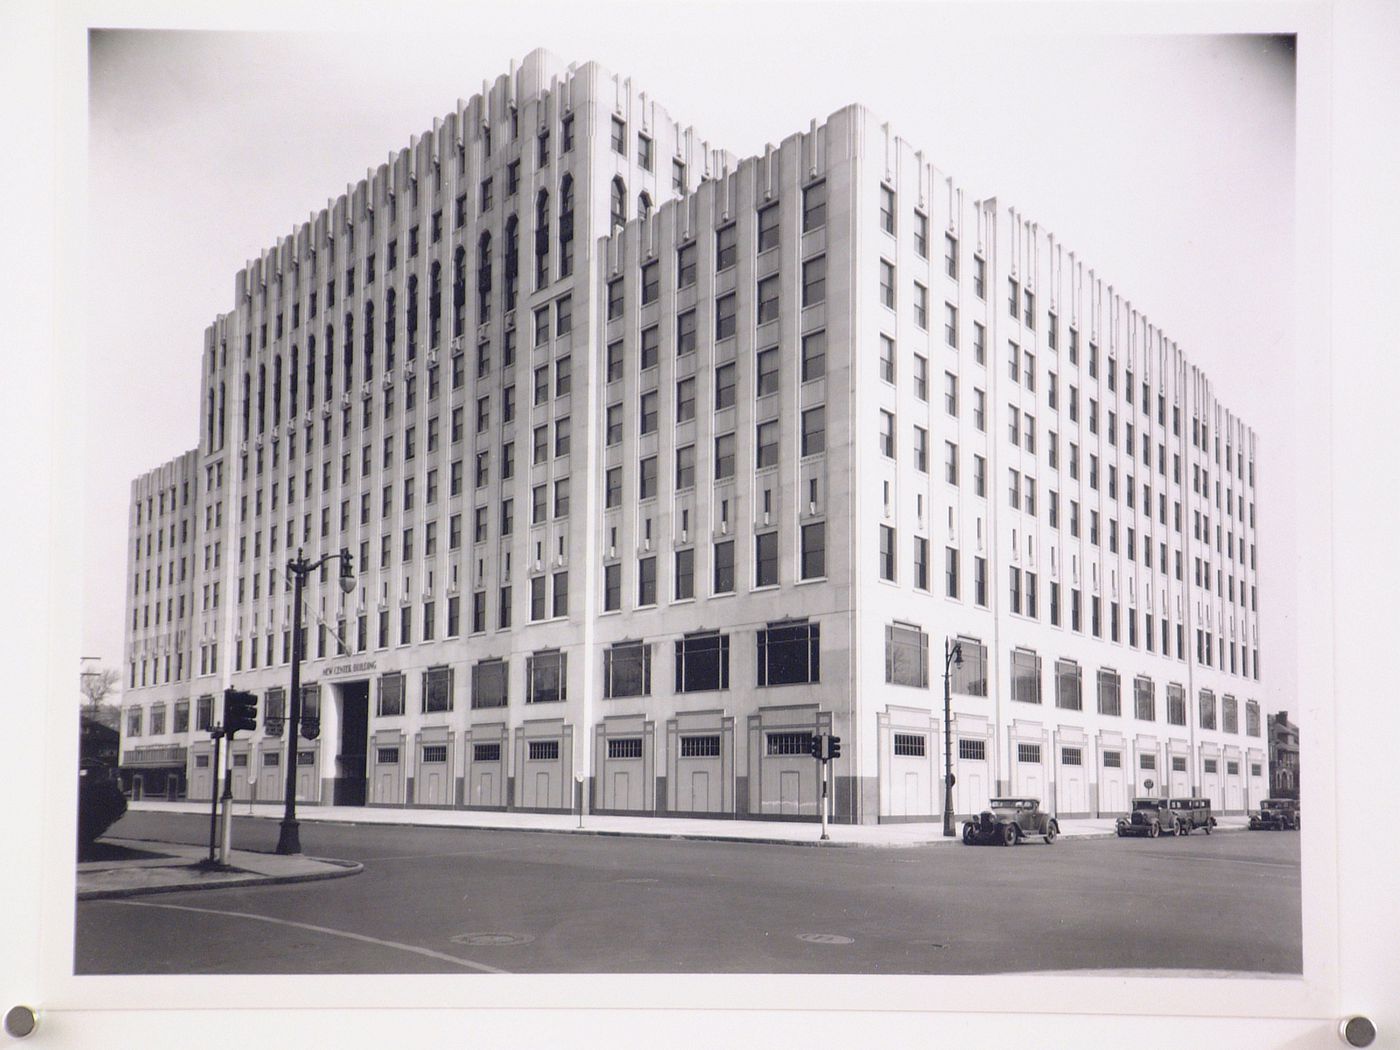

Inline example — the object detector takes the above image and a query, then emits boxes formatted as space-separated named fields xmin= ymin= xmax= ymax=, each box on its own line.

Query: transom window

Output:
xmin=894 ymin=733 xmax=926 ymax=758
xmin=959 ymin=738 xmax=986 ymax=761
xmin=529 ymin=739 xmax=560 ymax=761
xmin=766 ymin=732 xmax=814 ymax=757
xmin=608 ymin=737 xmax=644 ymax=759
xmin=681 ymin=735 xmax=721 ymax=758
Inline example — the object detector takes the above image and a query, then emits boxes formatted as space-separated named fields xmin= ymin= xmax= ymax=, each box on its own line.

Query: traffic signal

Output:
xmin=808 ymin=733 xmax=823 ymax=759
xmin=827 ymin=736 xmax=842 ymax=760
xmin=223 ymin=688 xmax=258 ymax=735
xmin=338 ymin=547 xmax=355 ymax=594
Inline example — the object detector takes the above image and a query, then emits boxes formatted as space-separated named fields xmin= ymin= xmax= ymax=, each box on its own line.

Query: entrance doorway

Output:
xmin=333 ymin=680 xmax=370 ymax=806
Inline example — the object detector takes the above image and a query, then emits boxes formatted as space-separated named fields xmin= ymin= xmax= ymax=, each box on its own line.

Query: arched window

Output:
xmin=383 ymin=289 xmax=396 ymax=369
xmin=273 ymin=354 xmax=283 ymax=422
xmin=289 ymin=346 xmax=299 ymax=418
xmin=559 ymin=174 xmax=575 ymax=278
xmin=610 ymin=176 xmax=627 ymax=230
xmin=477 ymin=231 xmax=492 ymax=318
xmin=534 ymin=189 xmax=550 ymax=288
xmin=503 ymin=217 xmax=518 ymax=312
xmin=306 ymin=334 xmax=316 ymax=404
xmin=323 ymin=324 xmax=335 ymax=400
xmin=363 ymin=301 xmax=375 ymax=375
xmin=343 ymin=311 xmax=354 ymax=391
xmin=638 ymin=191 xmax=653 ymax=220
xmin=452 ymin=247 xmax=466 ymax=338
xmin=429 ymin=261 xmax=442 ymax=348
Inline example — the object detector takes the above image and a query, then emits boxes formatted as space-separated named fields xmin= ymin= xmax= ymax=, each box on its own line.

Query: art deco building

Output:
xmin=118 ymin=49 xmax=1266 ymax=822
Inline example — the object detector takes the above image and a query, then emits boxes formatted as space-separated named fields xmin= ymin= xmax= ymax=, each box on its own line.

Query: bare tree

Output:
xmin=80 ymin=667 xmax=121 ymax=728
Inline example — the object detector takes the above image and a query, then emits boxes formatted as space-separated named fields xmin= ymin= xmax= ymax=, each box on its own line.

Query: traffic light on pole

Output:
xmin=223 ymin=688 xmax=258 ymax=736
xmin=827 ymin=736 xmax=842 ymax=760
xmin=339 ymin=546 xmax=355 ymax=592
xmin=808 ymin=733 xmax=823 ymax=759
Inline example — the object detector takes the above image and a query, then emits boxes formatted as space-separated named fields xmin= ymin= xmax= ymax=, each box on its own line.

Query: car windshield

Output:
xmin=1133 ymin=800 xmax=1160 ymax=811
xmin=989 ymin=799 xmax=1030 ymax=810
xmin=1262 ymin=801 xmax=1282 ymax=810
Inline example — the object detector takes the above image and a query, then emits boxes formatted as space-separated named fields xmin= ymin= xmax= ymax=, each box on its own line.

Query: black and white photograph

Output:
xmin=3 ymin=1 xmax=1398 ymax=1047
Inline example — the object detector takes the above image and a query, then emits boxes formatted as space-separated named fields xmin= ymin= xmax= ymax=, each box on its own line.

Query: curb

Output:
xmin=118 ymin=805 xmax=1254 ymax=850
xmin=78 ymin=857 xmax=363 ymax=901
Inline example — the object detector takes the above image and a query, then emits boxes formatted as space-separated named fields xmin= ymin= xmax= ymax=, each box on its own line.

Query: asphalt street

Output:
xmin=75 ymin=810 xmax=1302 ymax=975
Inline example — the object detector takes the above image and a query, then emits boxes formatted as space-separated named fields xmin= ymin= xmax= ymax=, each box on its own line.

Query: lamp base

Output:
xmin=275 ymin=819 xmax=302 ymax=856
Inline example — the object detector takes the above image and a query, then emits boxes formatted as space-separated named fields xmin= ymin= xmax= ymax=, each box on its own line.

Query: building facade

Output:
xmin=1267 ymin=711 xmax=1299 ymax=799
xmin=119 ymin=50 xmax=1267 ymax=823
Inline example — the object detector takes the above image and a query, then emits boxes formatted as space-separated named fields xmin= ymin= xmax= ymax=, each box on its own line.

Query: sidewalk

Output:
xmin=77 ymin=838 xmax=362 ymax=900
xmin=128 ymin=799 xmax=1251 ymax=849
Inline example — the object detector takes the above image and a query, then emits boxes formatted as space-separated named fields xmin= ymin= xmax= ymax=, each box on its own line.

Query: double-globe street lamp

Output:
xmin=942 ymin=638 xmax=964 ymax=838
xmin=275 ymin=547 xmax=355 ymax=856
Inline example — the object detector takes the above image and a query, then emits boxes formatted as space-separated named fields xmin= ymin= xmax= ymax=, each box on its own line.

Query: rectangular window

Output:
xmin=802 ymin=181 xmax=827 ymax=232
xmin=1134 ymin=677 xmax=1156 ymax=721
xmin=677 ymin=310 xmax=697 ymax=355
xmin=767 ymin=732 xmax=815 ymax=757
xmin=715 ymin=224 xmax=737 ymax=271
xmin=879 ymin=184 xmax=896 ymax=234
xmin=1055 ymin=660 xmax=1083 ymax=711
xmin=674 ymin=548 xmax=695 ymax=599
xmin=1010 ymin=648 xmax=1041 ymax=704
xmin=681 ymin=735 xmax=721 ymax=758
xmin=801 ymin=255 xmax=826 ymax=308
xmin=421 ymin=666 xmax=453 ymax=714
xmin=714 ymin=433 xmax=735 ymax=480
xmin=754 ymin=531 xmax=779 ymax=587
xmin=677 ymin=243 xmax=697 ymax=288
xmin=637 ymin=556 xmax=657 ymax=606
xmin=950 ymin=639 xmax=988 ymax=695
xmin=528 ymin=740 xmax=560 ymax=761
xmin=879 ymin=524 xmax=896 ymax=581
xmin=757 ymin=204 xmax=780 ymax=252
xmin=756 ymin=420 xmax=779 ymax=469
xmin=879 ymin=259 xmax=896 ymax=309
xmin=801 ymin=330 xmax=826 ymax=381
xmin=676 ymin=377 xmax=696 ymax=422
xmin=713 ymin=539 xmax=735 ymax=593
xmin=715 ymin=293 xmax=737 ymax=340
xmin=526 ymin=650 xmax=567 ymax=703
xmin=756 ymin=347 xmax=780 ymax=397
xmin=756 ymin=275 xmax=780 ymax=325
xmin=800 ymin=522 xmax=825 ymax=579
xmin=894 ymin=733 xmax=926 ymax=758
xmin=675 ymin=632 xmax=730 ymax=692
xmin=960 ymin=738 xmax=987 ymax=761
xmin=604 ymin=642 xmax=652 ymax=698
xmin=757 ymin=620 xmax=820 ymax=686
xmin=1097 ymin=669 xmax=1121 ymax=717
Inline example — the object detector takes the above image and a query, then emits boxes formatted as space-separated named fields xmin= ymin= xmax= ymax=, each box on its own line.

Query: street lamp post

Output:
xmin=275 ymin=546 xmax=354 ymax=856
xmin=942 ymin=639 xmax=963 ymax=838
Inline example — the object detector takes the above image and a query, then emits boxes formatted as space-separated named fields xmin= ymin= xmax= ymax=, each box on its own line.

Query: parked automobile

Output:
xmin=1249 ymin=798 xmax=1300 ymax=831
xmin=78 ymin=758 xmax=127 ymax=846
xmin=1116 ymin=798 xmax=1184 ymax=838
xmin=1169 ymin=797 xmax=1216 ymax=835
xmin=962 ymin=797 xmax=1059 ymax=846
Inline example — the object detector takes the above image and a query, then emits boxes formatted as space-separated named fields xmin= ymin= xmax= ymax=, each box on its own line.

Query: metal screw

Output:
xmin=3 ymin=1005 xmax=38 ymax=1039
xmin=1339 ymin=1017 xmax=1377 ymax=1048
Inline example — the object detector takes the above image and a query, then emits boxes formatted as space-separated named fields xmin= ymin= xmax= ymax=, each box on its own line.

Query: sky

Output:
xmin=84 ymin=9 xmax=1297 ymax=709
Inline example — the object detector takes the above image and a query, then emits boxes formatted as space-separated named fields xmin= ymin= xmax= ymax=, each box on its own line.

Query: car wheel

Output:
xmin=1175 ymin=821 xmax=1185 ymax=836
xmin=962 ymin=825 xmax=975 ymax=845
xmin=1115 ymin=827 xmax=1124 ymax=837
xmin=1044 ymin=821 xmax=1058 ymax=844
xmin=1148 ymin=821 xmax=1160 ymax=838
xmin=1001 ymin=824 xmax=1017 ymax=847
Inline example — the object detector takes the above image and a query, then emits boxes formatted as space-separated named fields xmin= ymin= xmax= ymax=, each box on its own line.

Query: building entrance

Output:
xmin=333 ymin=680 xmax=370 ymax=806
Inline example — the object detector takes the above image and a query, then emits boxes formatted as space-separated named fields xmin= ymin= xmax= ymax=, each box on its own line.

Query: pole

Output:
xmin=219 ymin=740 xmax=235 ymax=865
xmin=820 ymin=752 xmax=830 ymax=841
xmin=206 ymin=728 xmax=223 ymax=863
xmin=276 ymin=554 xmax=306 ymax=855
xmin=943 ymin=641 xmax=956 ymax=837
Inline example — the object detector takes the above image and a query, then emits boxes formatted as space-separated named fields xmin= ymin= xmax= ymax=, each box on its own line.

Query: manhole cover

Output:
xmin=616 ymin=877 xmax=659 ymax=884
xmin=450 ymin=932 xmax=535 ymax=947
xmin=797 ymin=933 xmax=854 ymax=945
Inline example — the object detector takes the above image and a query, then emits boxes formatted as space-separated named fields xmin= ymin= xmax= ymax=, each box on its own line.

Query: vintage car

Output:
xmin=1169 ymin=797 xmax=1216 ymax=835
xmin=1249 ymin=798 xmax=1300 ymax=830
xmin=962 ymin=797 xmax=1059 ymax=846
xmin=1116 ymin=798 xmax=1184 ymax=838
xmin=77 ymin=758 xmax=127 ymax=847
